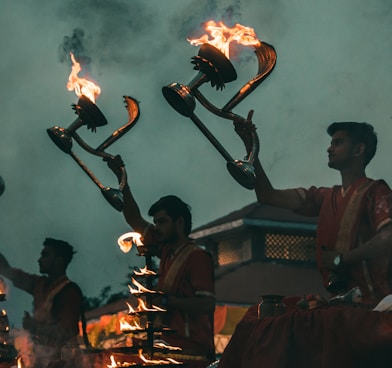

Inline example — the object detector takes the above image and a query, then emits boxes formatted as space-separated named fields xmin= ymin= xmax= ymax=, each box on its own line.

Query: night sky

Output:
xmin=1 ymin=0 xmax=391 ymax=327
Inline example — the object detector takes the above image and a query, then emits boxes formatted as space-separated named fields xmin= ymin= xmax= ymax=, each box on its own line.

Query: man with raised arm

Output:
xmin=106 ymin=156 xmax=216 ymax=368
xmin=0 ymin=238 xmax=84 ymax=368
xmin=216 ymin=112 xmax=392 ymax=368
xmin=234 ymin=110 xmax=392 ymax=304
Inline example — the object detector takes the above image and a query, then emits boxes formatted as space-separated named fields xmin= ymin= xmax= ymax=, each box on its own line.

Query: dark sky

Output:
xmin=1 ymin=0 xmax=391 ymax=327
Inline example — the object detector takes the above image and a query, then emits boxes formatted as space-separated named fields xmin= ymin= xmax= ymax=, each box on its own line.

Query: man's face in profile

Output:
xmin=38 ymin=246 xmax=58 ymax=275
xmin=153 ymin=210 xmax=179 ymax=245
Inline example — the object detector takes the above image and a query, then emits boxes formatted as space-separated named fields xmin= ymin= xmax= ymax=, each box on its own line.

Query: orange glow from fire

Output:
xmin=67 ymin=52 xmax=101 ymax=103
xmin=117 ymin=232 xmax=143 ymax=253
xmin=188 ymin=20 xmax=261 ymax=59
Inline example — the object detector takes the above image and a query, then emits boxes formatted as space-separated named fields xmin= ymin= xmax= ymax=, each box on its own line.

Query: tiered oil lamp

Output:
xmin=107 ymin=233 xmax=182 ymax=367
xmin=0 ymin=278 xmax=16 ymax=364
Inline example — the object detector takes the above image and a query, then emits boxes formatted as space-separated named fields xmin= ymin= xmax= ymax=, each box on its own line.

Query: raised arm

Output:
xmin=233 ymin=110 xmax=304 ymax=211
xmin=105 ymin=155 xmax=150 ymax=234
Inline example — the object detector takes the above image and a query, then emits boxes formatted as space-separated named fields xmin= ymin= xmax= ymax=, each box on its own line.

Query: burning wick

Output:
xmin=117 ymin=232 xmax=143 ymax=253
xmin=133 ymin=266 xmax=157 ymax=276
xmin=67 ymin=52 xmax=101 ymax=103
xmin=128 ymin=278 xmax=158 ymax=295
xmin=126 ymin=299 xmax=166 ymax=314
xmin=188 ymin=20 xmax=261 ymax=59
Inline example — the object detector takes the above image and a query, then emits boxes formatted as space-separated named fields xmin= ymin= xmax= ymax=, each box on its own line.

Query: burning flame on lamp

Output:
xmin=119 ymin=316 xmax=143 ymax=332
xmin=188 ymin=20 xmax=261 ymax=59
xmin=126 ymin=299 xmax=166 ymax=314
xmin=117 ymin=232 xmax=143 ymax=253
xmin=108 ymin=351 xmax=181 ymax=367
xmin=139 ymin=349 xmax=181 ymax=365
xmin=67 ymin=52 xmax=101 ymax=103
xmin=0 ymin=278 xmax=6 ymax=301
xmin=128 ymin=278 xmax=158 ymax=296
xmin=133 ymin=266 xmax=157 ymax=276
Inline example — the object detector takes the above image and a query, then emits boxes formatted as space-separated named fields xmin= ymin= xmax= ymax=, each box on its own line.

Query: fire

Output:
xmin=153 ymin=342 xmax=182 ymax=351
xmin=133 ymin=266 xmax=157 ymax=276
xmin=67 ymin=52 xmax=101 ymax=103
xmin=119 ymin=316 xmax=143 ymax=332
xmin=188 ymin=20 xmax=261 ymax=59
xmin=126 ymin=298 xmax=166 ymax=314
xmin=138 ymin=349 xmax=181 ymax=365
xmin=107 ymin=350 xmax=181 ymax=366
xmin=0 ymin=277 xmax=7 ymax=296
xmin=128 ymin=278 xmax=157 ymax=295
xmin=117 ymin=232 xmax=143 ymax=253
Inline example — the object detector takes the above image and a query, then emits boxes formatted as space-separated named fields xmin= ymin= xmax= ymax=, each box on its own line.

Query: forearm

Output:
xmin=253 ymin=158 xmax=303 ymax=210
xmin=121 ymin=184 xmax=149 ymax=233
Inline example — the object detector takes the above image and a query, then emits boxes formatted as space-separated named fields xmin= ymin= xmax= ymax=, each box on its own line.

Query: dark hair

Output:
xmin=43 ymin=237 xmax=76 ymax=266
xmin=148 ymin=195 xmax=192 ymax=235
xmin=327 ymin=122 xmax=377 ymax=166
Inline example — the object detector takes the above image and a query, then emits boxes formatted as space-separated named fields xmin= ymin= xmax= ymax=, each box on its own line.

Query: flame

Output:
xmin=119 ymin=316 xmax=143 ymax=332
xmin=107 ymin=355 xmax=118 ymax=368
xmin=107 ymin=351 xmax=181 ymax=367
xmin=126 ymin=298 xmax=166 ymax=313
xmin=133 ymin=266 xmax=157 ymax=276
xmin=153 ymin=342 xmax=182 ymax=351
xmin=128 ymin=278 xmax=157 ymax=295
xmin=117 ymin=232 xmax=143 ymax=253
xmin=17 ymin=357 xmax=22 ymax=368
xmin=67 ymin=52 xmax=101 ymax=103
xmin=188 ymin=20 xmax=261 ymax=59
xmin=0 ymin=277 xmax=7 ymax=295
xmin=138 ymin=349 xmax=181 ymax=365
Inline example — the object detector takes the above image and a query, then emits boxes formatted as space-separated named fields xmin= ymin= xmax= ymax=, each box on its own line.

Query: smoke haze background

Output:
xmin=0 ymin=0 xmax=391 ymax=327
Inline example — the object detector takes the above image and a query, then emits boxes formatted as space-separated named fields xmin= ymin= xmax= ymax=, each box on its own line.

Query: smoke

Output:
xmin=12 ymin=330 xmax=35 ymax=368
xmin=170 ymin=0 xmax=244 ymax=40
xmin=58 ymin=28 xmax=92 ymax=67
xmin=56 ymin=0 xmax=152 ymax=71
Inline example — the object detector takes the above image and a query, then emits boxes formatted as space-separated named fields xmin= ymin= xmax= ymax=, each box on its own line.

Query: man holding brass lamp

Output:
xmin=217 ymin=111 xmax=392 ymax=367
xmin=106 ymin=156 xmax=216 ymax=368
xmin=235 ymin=111 xmax=392 ymax=303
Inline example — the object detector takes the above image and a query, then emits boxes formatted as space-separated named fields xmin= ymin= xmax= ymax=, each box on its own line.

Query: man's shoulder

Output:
xmin=189 ymin=243 xmax=214 ymax=260
xmin=60 ymin=280 xmax=83 ymax=297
